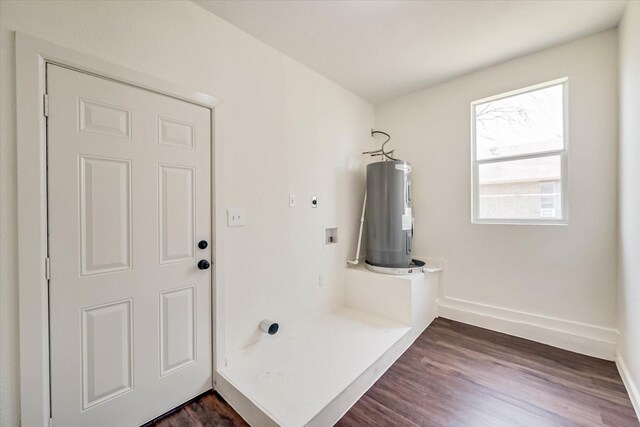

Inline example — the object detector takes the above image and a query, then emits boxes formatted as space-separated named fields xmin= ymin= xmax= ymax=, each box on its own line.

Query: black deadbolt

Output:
xmin=198 ymin=240 xmax=208 ymax=250
xmin=198 ymin=260 xmax=210 ymax=270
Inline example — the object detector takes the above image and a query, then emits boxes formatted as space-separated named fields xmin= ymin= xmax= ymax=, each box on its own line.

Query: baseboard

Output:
xmin=439 ymin=297 xmax=618 ymax=361
xmin=616 ymin=355 xmax=640 ymax=419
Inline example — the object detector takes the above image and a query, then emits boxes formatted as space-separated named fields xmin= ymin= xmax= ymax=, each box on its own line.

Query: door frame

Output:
xmin=16 ymin=33 xmax=225 ymax=427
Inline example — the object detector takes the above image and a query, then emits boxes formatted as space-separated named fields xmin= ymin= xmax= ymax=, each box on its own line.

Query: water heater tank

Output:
xmin=365 ymin=160 xmax=413 ymax=268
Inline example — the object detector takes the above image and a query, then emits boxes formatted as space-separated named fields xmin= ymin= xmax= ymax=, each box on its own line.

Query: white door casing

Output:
xmin=47 ymin=64 xmax=212 ymax=426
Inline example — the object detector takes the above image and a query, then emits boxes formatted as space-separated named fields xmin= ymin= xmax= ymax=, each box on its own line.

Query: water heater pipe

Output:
xmin=347 ymin=191 xmax=367 ymax=265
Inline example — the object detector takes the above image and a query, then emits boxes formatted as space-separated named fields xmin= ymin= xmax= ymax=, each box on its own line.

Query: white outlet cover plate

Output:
xmin=227 ymin=208 xmax=246 ymax=227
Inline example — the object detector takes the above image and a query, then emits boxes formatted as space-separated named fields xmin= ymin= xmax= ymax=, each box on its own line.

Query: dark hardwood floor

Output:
xmin=144 ymin=391 xmax=248 ymax=427
xmin=151 ymin=318 xmax=639 ymax=427
xmin=337 ymin=318 xmax=638 ymax=427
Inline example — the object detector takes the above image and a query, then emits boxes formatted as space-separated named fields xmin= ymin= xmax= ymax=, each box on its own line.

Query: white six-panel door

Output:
xmin=47 ymin=64 xmax=212 ymax=426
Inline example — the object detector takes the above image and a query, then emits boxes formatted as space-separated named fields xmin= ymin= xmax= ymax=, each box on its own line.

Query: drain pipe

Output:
xmin=259 ymin=320 xmax=279 ymax=335
xmin=347 ymin=191 xmax=367 ymax=265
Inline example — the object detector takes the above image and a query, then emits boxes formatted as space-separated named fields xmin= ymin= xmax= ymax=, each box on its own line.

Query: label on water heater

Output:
xmin=402 ymin=208 xmax=412 ymax=231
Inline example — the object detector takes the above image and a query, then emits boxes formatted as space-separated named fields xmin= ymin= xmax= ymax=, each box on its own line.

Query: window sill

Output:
xmin=472 ymin=219 xmax=568 ymax=226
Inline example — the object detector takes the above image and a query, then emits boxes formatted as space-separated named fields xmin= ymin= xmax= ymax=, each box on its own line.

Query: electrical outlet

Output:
xmin=289 ymin=194 xmax=296 ymax=207
xmin=311 ymin=196 xmax=318 ymax=208
xmin=227 ymin=208 xmax=246 ymax=227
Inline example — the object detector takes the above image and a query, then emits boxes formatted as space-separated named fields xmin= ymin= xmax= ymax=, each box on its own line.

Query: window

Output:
xmin=471 ymin=78 xmax=567 ymax=224
xmin=539 ymin=181 xmax=560 ymax=218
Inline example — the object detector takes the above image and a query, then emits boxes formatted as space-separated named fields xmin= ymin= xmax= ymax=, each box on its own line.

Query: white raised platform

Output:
xmin=346 ymin=264 xmax=437 ymax=330
xmin=216 ymin=265 xmax=439 ymax=427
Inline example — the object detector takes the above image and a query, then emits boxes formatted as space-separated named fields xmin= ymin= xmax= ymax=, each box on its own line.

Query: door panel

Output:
xmin=79 ymin=98 xmax=132 ymax=139
xmin=80 ymin=156 xmax=132 ymax=275
xmin=47 ymin=64 xmax=212 ymax=426
xmin=81 ymin=299 xmax=133 ymax=410
xmin=159 ymin=165 xmax=195 ymax=264
xmin=159 ymin=286 xmax=196 ymax=376
xmin=158 ymin=116 xmax=194 ymax=148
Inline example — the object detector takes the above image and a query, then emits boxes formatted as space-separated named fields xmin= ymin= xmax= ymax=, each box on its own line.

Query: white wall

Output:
xmin=618 ymin=0 xmax=640 ymax=414
xmin=376 ymin=30 xmax=619 ymax=358
xmin=0 ymin=2 xmax=373 ymax=425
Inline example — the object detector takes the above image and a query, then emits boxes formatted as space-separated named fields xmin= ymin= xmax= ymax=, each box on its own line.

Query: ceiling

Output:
xmin=194 ymin=0 xmax=628 ymax=104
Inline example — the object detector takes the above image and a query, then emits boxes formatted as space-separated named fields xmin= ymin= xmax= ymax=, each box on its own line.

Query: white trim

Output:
xmin=472 ymin=220 xmax=568 ymax=226
xmin=472 ymin=77 xmax=569 ymax=105
xmin=475 ymin=147 xmax=565 ymax=165
xmin=439 ymin=296 xmax=618 ymax=360
xmin=480 ymin=192 xmax=561 ymax=198
xmin=439 ymin=298 xmax=618 ymax=360
xmin=16 ymin=33 xmax=224 ymax=427
xmin=616 ymin=355 xmax=640 ymax=419
xmin=16 ymin=33 xmax=50 ymax=427
xmin=470 ymin=77 xmax=569 ymax=225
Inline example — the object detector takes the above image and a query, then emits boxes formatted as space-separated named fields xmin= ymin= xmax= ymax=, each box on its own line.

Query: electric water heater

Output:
xmin=365 ymin=160 xmax=413 ymax=268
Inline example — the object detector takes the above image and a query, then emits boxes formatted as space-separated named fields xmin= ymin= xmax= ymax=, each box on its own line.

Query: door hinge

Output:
xmin=43 ymin=94 xmax=49 ymax=117
xmin=45 ymin=257 xmax=50 ymax=280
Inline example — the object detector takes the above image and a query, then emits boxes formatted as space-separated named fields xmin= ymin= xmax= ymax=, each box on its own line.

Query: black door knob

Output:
xmin=198 ymin=260 xmax=210 ymax=270
xmin=198 ymin=240 xmax=208 ymax=249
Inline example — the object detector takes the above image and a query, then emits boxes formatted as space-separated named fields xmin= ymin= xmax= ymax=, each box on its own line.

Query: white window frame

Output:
xmin=471 ymin=77 xmax=569 ymax=225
